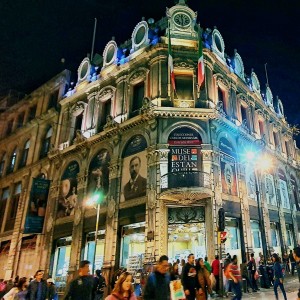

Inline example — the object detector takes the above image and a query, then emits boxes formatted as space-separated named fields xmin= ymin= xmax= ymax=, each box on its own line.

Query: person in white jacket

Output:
xmin=3 ymin=278 xmax=27 ymax=300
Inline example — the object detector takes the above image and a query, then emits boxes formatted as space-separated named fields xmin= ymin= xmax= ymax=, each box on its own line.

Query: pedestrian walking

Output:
xmin=170 ymin=262 xmax=180 ymax=281
xmin=143 ymin=255 xmax=171 ymax=300
xmin=94 ymin=269 xmax=106 ymax=300
xmin=272 ymin=253 xmax=287 ymax=300
xmin=46 ymin=278 xmax=57 ymax=300
xmin=196 ymin=258 xmax=212 ymax=300
xmin=211 ymin=255 xmax=220 ymax=295
xmin=105 ymin=271 xmax=137 ymax=300
xmin=3 ymin=277 xmax=27 ymax=300
xmin=181 ymin=253 xmax=197 ymax=300
xmin=289 ymin=249 xmax=296 ymax=276
xmin=247 ymin=253 xmax=259 ymax=291
xmin=228 ymin=255 xmax=242 ymax=300
xmin=27 ymin=270 xmax=48 ymax=300
xmin=240 ymin=259 xmax=254 ymax=293
xmin=204 ymin=257 xmax=211 ymax=274
xmin=64 ymin=260 xmax=95 ymax=300
xmin=293 ymin=247 xmax=300 ymax=283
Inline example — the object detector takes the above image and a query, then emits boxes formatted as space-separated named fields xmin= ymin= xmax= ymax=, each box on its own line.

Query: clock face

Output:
xmin=173 ymin=13 xmax=191 ymax=27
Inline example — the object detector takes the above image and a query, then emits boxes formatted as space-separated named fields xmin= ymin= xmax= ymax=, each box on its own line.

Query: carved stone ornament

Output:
xmin=98 ymin=87 xmax=115 ymax=102
xmin=71 ymin=102 xmax=86 ymax=117
xmin=46 ymin=214 xmax=54 ymax=233
xmin=74 ymin=208 xmax=82 ymax=226
xmin=148 ymin=186 xmax=156 ymax=209
xmin=128 ymin=69 xmax=147 ymax=84
xmin=107 ymin=197 xmax=116 ymax=218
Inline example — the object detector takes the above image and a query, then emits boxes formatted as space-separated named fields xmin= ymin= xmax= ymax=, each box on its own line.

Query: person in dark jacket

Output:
xmin=181 ymin=253 xmax=197 ymax=300
xmin=272 ymin=254 xmax=287 ymax=300
xmin=64 ymin=260 xmax=95 ymax=300
xmin=27 ymin=270 xmax=48 ymax=300
xmin=46 ymin=278 xmax=57 ymax=300
xmin=93 ymin=269 xmax=106 ymax=300
xmin=143 ymin=255 xmax=170 ymax=300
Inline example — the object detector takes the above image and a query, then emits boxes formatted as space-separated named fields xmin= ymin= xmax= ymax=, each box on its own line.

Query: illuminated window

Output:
xmin=19 ymin=140 xmax=30 ymax=168
xmin=6 ymin=148 xmax=17 ymax=175
xmin=40 ymin=127 xmax=52 ymax=159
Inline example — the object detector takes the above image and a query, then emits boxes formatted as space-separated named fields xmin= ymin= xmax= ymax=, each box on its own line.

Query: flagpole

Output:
xmin=91 ymin=18 xmax=97 ymax=62
xmin=167 ymin=19 xmax=171 ymax=99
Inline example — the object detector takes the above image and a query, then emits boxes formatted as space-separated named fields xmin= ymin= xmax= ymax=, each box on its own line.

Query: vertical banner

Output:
xmin=278 ymin=168 xmax=290 ymax=209
xmin=24 ymin=178 xmax=50 ymax=234
xmin=220 ymin=153 xmax=238 ymax=196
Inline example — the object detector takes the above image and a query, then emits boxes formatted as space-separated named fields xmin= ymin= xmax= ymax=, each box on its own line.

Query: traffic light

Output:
xmin=218 ymin=207 xmax=225 ymax=231
xmin=220 ymin=231 xmax=227 ymax=244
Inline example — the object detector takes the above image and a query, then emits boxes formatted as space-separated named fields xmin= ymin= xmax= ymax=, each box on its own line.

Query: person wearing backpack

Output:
xmin=143 ymin=255 xmax=171 ymax=300
xmin=272 ymin=254 xmax=287 ymax=300
xmin=94 ymin=270 xmax=106 ymax=300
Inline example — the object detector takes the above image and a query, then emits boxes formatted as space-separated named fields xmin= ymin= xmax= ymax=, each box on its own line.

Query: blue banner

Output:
xmin=24 ymin=178 xmax=51 ymax=234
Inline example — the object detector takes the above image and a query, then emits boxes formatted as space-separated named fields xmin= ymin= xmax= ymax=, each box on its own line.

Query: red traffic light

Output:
xmin=220 ymin=231 xmax=227 ymax=239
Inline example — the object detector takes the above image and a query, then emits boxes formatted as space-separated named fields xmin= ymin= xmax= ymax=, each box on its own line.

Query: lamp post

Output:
xmin=246 ymin=139 xmax=272 ymax=261
xmin=87 ymin=190 xmax=105 ymax=274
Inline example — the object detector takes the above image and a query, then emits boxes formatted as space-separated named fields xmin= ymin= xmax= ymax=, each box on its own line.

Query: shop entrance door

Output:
xmin=168 ymin=206 xmax=206 ymax=262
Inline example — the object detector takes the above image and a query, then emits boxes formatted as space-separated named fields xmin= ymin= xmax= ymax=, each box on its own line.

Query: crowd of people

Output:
xmin=0 ymin=271 xmax=57 ymax=300
xmin=1 ymin=246 xmax=299 ymax=300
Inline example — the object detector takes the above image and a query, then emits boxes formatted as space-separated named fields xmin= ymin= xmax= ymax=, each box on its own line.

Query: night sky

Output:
xmin=0 ymin=0 xmax=299 ymax=141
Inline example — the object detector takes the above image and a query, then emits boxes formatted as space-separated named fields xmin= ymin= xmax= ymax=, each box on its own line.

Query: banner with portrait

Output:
xmin=265 ymin=174 xmax=277 ymax=205
xmin=220 ymin=153 xmax=238 ymax=196
xmin=24 ymin=178 xmax=50 ymax=234
xmin=290 ymin=175 xmax=300 ymax=211
xmin=57 ymin=161 xmax=79 ymax=218
xmin=121 ymin=135 xmax=147 ymax=202
xmin=87 ymin=150 xmax=110 ymax=203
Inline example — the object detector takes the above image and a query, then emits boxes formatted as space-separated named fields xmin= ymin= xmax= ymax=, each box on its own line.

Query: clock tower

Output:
xmin=167 ymin=0 xmax=198 ymax=40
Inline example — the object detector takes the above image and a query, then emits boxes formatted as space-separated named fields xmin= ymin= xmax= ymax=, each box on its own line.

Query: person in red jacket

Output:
xmin=211 ymin=255 xmax=220 ymax=295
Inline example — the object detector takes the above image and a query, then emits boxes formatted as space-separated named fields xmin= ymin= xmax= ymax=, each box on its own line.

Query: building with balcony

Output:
xmin=0 ymin=0 xmax=299 ymax=290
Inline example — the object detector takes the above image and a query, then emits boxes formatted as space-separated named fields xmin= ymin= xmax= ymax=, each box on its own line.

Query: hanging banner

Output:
xmin=220 ymin=153 xmax=238 ymax=196
xmin=24 ymin=178 xmax=51 ymax=234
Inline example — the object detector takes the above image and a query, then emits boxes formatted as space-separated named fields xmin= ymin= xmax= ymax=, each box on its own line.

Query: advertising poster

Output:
xmin=87 ymin=150 xmax=110 ymax=202
xmin=24 ymin=178 xmax=50 ymax=234
xmin=220 ymin=153 xmax=238 ymax=196
xmin=121 ymin=135 xmax=147 ymax=202
xmin=167 ymin=127 xmax=202 ymax=188
xmin=265 ymin=174 xmax=277 ymax=205
xmin=57 ymin=161 xmax=79 ymax=218
xmin=170 ymin=280 xmax=186 ymax=300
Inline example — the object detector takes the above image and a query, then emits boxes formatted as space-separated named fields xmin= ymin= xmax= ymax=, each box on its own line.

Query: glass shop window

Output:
xmin=251 ymin=221 xmax=261 ymax=248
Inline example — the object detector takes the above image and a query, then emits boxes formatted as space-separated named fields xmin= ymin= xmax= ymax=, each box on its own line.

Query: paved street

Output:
xmin=214 ymin=276 xmax=299 ymax=299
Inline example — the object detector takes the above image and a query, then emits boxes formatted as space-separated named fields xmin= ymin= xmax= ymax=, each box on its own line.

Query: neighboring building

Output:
xmin=0 ymin=0 xmax=299 ymax=291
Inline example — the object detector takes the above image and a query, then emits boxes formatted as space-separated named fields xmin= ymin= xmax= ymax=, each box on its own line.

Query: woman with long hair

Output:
xmin=3 ymin=277 xmax=27 ymax=300
xmin=272 ymin=253 xmax=287 ymax=300
xmin=105 ymin=272 xmax=137 ymax=300
xmin=196 ymin=258 xmax=212 ymax=300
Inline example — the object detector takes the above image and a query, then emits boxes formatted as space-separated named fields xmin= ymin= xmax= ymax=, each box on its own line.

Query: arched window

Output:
xmin=218 ymin=87 xmax=226 ymax=113
xmin=7 ymin=148 xmax=17 ymax=174
xmin=0 ymin=153 xmax=6 ymax=177
xmin=40 ymin=127 xmax=52 ymax=159
xmin=19 ymin=140 xmax=30 ymax=168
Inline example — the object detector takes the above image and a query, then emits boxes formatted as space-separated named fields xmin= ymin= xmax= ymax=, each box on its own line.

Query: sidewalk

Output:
xmin=213 ymin=274 xmax=299 ymax=299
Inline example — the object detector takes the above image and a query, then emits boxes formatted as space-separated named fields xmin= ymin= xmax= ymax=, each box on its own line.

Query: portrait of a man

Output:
xmin=123 ymin=155 xmax=147 ymax=201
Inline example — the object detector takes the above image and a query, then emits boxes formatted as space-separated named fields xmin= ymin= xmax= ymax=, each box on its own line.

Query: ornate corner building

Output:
xmin=0 ymin=0 xmax=299 ymax=289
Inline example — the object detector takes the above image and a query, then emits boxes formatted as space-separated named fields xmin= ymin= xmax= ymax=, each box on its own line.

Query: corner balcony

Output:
xmin=159 ymin=171 xmax=212 ymax=204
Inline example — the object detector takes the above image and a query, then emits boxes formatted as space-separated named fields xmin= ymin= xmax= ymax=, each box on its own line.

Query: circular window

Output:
xmin=106 ymin=44 xmax=115 ymax=64
xmin=135 ymin=26 xmax=146 ymax=45
xmin=251 ymin=73 xmax=260 ymax=91
xmin=215 ymin=34 xmax=223 ymax=53
xmin=79 ymin=60 xmax=89 ymax=80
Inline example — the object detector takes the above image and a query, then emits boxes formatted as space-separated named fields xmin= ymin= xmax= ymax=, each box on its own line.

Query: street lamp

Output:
xmin=245 ymin=147 xmax=272 ymax=261
xmin=87 ymin=189 xmax=105 ymax=274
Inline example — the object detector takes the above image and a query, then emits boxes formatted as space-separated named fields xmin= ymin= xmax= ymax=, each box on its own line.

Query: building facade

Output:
xmin=0 ymin=0 xmax=300 ymax=290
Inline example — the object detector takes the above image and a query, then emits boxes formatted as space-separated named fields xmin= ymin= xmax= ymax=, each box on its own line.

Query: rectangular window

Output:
xmin=240 ymin=105 xmax=248 ymax=127
xmin=0 ymin=187 xmax=9 ymax=230
xmin=131 ymin=82 xmax=145 ymax=117
xmin=99 ymin=100 xmax=112 ymax=128
xmin=28 ymin=106 xmax=37 ymax=122
xmin=5 ymin=182 xmax=21 ymax=231
xmin=175 ymin=75 xmax=193 ymax=100
xmin=17 ymin=113 xmax=25 ymax=128
xmin=285 ymin=141 xmax=290 ymax=156
xmin=6 ymin=120 xmax=13 ymax=136
xmin=270 ymin=223 xmax=278 ymax=247
xmin=273 ymin=131 xmax=279 ymax=148
xmin=251 ymin=221 xmax=261 ymax=248
xmin=258 ymin=120 xmax=264 ymax=137
xmin=48 ymin=90 xmax=59 ymax=110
